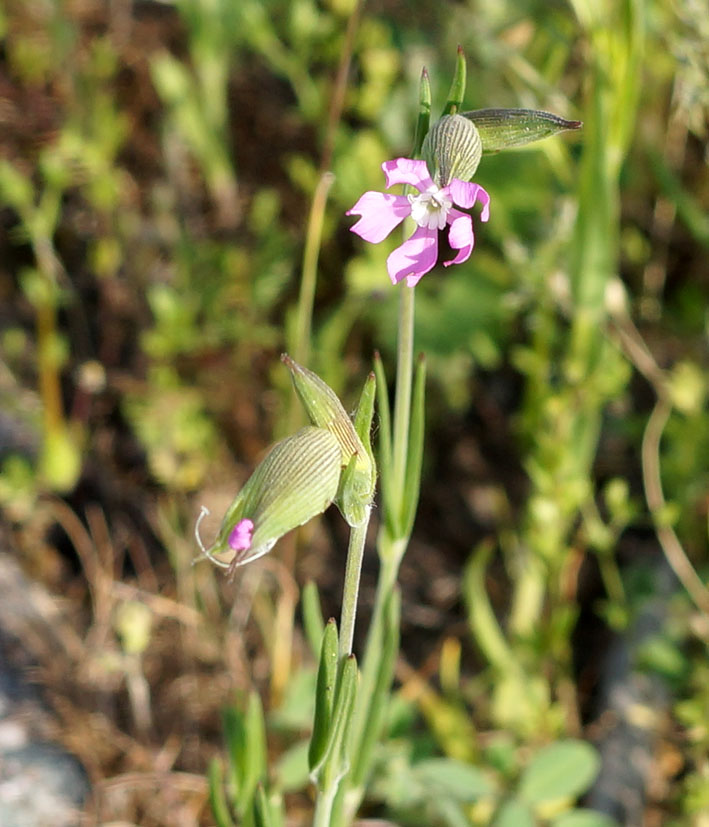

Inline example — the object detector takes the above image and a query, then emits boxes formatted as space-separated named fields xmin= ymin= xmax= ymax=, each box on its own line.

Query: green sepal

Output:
xmin=353 ymin=371 xmax=376 ymax=461
xmin=462 ymin=108 xmax=582 ymax=153
xmin=335 ymin=370 xmax=377 ymax=527
xmin=309 ymin=619 xmax=339 ymax=772
xmin=336 ymin=453 xmax=368 ymax=527
xmin=442 ymin=45 xmax=467 ymax=116
xmin=412 ymin=67 xmax=432 ymax=158
xmin=350 ymin=588 xmax=400 ymax=787
xmin=402 ymin=354 xmax=426 ymax=538
xmin=313 ymin=654 xmax=359 ymax=790
xmin=301 ymin=581 xmax=325 ymax=659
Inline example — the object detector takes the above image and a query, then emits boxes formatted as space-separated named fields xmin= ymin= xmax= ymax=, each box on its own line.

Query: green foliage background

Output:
xmin=0 ymin=0 xmax=707 ymax=824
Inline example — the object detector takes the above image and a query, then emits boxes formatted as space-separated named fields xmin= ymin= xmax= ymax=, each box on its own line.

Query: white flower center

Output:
xmin=408 ymin=186 xmax=452 ymax=231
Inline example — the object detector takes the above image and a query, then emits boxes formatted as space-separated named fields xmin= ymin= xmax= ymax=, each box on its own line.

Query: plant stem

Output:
xmin=338 ymin=508 xmax=372 ymax=663
xmin=391 ymin=285 xmax=415 ymax=503
xmin=291 ymin=171 xmax=335 ymax=373
xmin=313 ymin=783 xmax=338 ymax=827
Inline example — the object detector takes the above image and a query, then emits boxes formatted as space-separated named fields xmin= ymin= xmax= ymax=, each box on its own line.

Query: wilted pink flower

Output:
xmin=228 ymin=518 xmax=254 ymax=552
xmin=346 ymin=158 xmax=490 ymax=287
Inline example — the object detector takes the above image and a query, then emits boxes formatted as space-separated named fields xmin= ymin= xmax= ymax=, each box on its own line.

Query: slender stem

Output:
xmin=291 ymin=171 xmax=335 ymax=372
xmin=338 ymin=508 xmax=371 ymax=662
xmin=319 ymin=0 xmax=366 ymax=174
xmin=313 ymin=783 xmax=338 ymax=827
xmin=391 ymin=285 xmax=415 ymax=500
xmin=642 ymin=396 xmax=709 ymax=615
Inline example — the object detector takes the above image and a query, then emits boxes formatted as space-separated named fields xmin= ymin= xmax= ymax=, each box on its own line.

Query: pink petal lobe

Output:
xmin=448 ymin=180 xmax=491 ymax=219
xmin=386 ymin=226 xmax=438 ymax=286
xmin=347 ymin=192 xmax=410 ymax=243
xmin=382 ymin=158 xmax=435 ymax=191
xmin=228 ymin=518 xmax=254 ymax=552
xmin=444 ymin=210 xmax=474 ymax=266
xmin=476 ymin=185 xmax=491 ymax=222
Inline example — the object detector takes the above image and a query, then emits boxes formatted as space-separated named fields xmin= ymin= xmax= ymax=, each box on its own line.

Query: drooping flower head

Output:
xmin=194 ymin=357 xmax=377 ymax=576
xmin=347 ymin=114 xmax=490 ymax=287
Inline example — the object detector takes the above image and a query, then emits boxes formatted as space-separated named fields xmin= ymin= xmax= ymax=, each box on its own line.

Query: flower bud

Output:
xmin=462 ymin=108 xmax=582 ymax=153
xmin=196 ymin=426 xmax=342 ymax=573
xmin=422 ymin=114 xmax=482 ymax=187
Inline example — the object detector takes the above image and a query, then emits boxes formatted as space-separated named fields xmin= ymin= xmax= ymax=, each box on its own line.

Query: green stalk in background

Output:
xmin=508 ymin=0 xmax=645 ymax=684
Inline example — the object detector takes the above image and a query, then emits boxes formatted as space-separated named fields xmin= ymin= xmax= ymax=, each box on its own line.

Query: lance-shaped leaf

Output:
xmin=301 ymin=581 xmax=325 ymax=659
xmin=373 ymin=352 xmax=398 ymax=538
xmin=197 ymin=426 xmax=341 ymax=572
xmin=462 ymin=108 xmax=582 ymax=153
xmin=312 ymin=654 xmax=359 ymax=791
xmin=412 ymin=67 xmax=432 ymax=158
xmin=309 ymin=619 xmax=339 ymax=772
xmin=442 ymin=45 xmax=467 ymax=116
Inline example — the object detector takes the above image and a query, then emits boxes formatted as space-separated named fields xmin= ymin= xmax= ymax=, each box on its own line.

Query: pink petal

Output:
xmin=382 ymin=158 xmax=435 ymax=192
xmin=448 ymin=180 xmax=491 ymax=219
xmin=444 ymin=210 xmax=474 ymax=266
xmin=386 ymin=226 xmax=439 ymax=286
xmin=346 ymin=191 xmax=411 ymax=243
xmin=228 ymin=518 xmax=254 ymax=552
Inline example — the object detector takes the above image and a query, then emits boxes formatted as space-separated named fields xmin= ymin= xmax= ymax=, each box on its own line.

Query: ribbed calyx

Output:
xmin=422 ymin=114 xmax=482 ymax=187
xmin=207 ymin=426 xmax=342 ymax=568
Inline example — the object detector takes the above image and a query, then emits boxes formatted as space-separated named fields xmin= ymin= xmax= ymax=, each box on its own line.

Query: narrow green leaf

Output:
xmin=309 ymin=619 xmax=339 ymax=771
xmin=442 ymin=45 xmax=467 ymax=116
xmin=222 ymin=706 xmax=245 ymax=803
xmin=518 ymin=740 xmax=601 ymax=805
xmin=463 ymin=108 xmax=582 ymax=153
xmin=412 ymin=67 xmax=432 ymax=158
xmin=351 ymin=587 xmax=400 ymax=787
xmin=402 ymin=353 xmax=426 ymax=537
xmin=208 ymin=758 xmax=236 ymax=827
xmin=302 ymin=580 xmax=325 ymax=659
xmin=462 ymin=541 xmax=515 ymax=672
xmin=253 ymin=784 xmax=273 ymax=827
xmin=238 ymin=692 xmax=268 ymax=814
xmin=315 ymin=654 xmax=359 ymax=790
xmin=373 ymin=352 xmax=398 ymax=537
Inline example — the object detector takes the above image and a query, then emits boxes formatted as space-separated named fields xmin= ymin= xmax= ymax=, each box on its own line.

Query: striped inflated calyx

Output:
xmin=423 ymin=114 xmax=482 ymax=187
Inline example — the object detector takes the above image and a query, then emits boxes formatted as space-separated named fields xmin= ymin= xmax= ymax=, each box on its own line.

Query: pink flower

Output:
xmin=346 ymin=158 xmax=490 ymax=287
xmin=228 ymin=518 xmax=254 ymax=552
